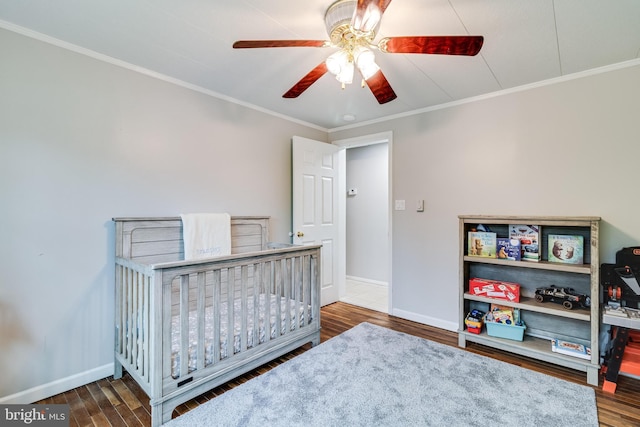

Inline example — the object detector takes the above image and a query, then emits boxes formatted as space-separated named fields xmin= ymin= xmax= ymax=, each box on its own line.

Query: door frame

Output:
xmin=331 ymin=131 xmax=393 ymax=312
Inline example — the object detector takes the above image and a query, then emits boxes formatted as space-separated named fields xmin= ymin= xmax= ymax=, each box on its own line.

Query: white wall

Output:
xmin=345 ymin=143 xmax=389 ymax=283
xmin=0 ymin=28 xmax=327 ymax=401
xmin=331 ymin=62 xmax=640 ymax=331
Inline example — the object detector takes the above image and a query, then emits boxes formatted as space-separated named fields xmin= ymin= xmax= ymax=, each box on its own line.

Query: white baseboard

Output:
xmin=0 ymin=363 xmax=114 ymax=404
xmin=346 ymin=275 xmax=388 ymax=288
xmin=391 ymin=308 xmax=458 ymax=332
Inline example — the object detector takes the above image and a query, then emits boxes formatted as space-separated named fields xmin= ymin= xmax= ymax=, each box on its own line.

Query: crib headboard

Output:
xmin=113 ymin=216 xmax=270 ymax=264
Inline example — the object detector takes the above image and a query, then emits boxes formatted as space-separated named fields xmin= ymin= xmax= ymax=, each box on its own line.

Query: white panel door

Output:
xmin=292 ymin=136 xmax=341 ymax=306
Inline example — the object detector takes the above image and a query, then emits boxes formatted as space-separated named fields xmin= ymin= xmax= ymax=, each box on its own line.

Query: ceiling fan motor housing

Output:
xmin=325 ymin=0 xmax=379 ymax=46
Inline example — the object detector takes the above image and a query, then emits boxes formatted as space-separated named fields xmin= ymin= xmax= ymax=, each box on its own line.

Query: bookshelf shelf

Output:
xmin=458 ymin=215 xmax=601 ymax=386
xmin=463 ymin=293 xmax=591 ymax=321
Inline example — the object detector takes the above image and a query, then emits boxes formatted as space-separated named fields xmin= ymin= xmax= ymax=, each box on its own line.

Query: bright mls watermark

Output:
xmin=0 ymin=405 xmax=69 ymax=426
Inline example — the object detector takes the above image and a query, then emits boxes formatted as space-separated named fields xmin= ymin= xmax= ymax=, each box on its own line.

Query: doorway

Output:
xmin=332 ymin=132 xmax=392 ymax=313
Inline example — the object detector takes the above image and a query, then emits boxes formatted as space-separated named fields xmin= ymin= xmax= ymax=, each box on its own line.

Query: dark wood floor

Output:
xmin=37 ymin=302 xmax=640 ymax=426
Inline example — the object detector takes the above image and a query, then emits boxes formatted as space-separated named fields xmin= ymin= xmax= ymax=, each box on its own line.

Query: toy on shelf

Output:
xmin=464 ymin=309 xmax=485 ymax=334
xmin=469 ymin=277 xmax=521 ymax=302
xmin=484 ymin=307 xmax=526 ymax=341
xmin=534 ymin=285 xmax=590 ymax=310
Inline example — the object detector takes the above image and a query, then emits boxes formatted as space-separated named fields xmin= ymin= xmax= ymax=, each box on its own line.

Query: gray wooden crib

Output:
xmin=113 ymin=216 xmax=321 ymax=426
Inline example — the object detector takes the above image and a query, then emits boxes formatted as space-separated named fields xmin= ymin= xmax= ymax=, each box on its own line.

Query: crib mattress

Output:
xmin=171 ymin=294 xmax=309 ymax=378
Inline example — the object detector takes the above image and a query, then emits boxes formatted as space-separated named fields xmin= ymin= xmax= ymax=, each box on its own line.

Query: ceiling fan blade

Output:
xmin=351 ymin=0 xmax=393 ymax=32
xmin=364 ymin=69 xmax=397 ymax=104
xmin=283 ymin=62 xmax=329 ymax=99
xmin=233 ymin=40 xmax=329 ymax=49
xmin=379 ymin=36 xmax=484 ymax=56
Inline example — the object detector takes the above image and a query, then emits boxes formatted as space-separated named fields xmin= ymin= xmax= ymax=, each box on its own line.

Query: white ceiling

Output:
xmin=1 ymin=0 xmax=639 ymax=130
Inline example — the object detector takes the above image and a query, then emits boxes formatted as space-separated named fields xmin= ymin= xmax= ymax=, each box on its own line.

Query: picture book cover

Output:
xmin=548 ymin=234 xmax=584 ymax=264
xmin=467 ymin=231 xmax=497 ymax=258
xmin=509 ymin=225 xmax=540 ymax=262
xmin=551 ymin=339 xmax=591 ymax=360
xmin=496 ymin=237 xmax=521 ymax=261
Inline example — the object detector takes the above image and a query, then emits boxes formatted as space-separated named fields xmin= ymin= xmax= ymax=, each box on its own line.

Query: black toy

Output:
xmin=534 ymin=285 xmax=590 ymax=310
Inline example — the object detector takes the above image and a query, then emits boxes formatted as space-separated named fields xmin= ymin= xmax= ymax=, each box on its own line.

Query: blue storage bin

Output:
xmin=485 ymin=320 xmax=526 ymax=341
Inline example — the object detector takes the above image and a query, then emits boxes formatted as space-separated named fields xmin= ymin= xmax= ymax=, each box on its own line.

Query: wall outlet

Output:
xmin=395 ymin=200 xmax=405 ymax=210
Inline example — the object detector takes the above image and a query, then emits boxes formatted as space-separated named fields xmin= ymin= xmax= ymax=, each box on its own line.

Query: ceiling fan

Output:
xmin=233 ymin=0 xmax=483 ymax=104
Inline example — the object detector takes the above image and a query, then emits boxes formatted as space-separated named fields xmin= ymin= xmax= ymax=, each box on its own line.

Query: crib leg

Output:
xmin=113 ymin=358 xmax=123 ymax=380
xmin=311 ymin=332 xmax=321 ymax=347
xmin=150 ymin=402 xmax=163 ymax=427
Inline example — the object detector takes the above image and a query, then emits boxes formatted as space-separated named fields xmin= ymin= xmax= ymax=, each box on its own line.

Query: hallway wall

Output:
xmin=345 ymin=143 xmax=389 ymax=283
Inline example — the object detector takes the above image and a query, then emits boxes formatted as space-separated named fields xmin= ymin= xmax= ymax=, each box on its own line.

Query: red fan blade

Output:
xmin=283 ymin=62 xmax=329 ymax=99
xmin=351 ymin=0 xmax=393 ymax=32
xmin=233 ymin=40 xmax=329 ymax=49
xmin=364 ymin=69 xmax=397 ymax=104
xmin=379 ymin=36 xmax=484 ymax=56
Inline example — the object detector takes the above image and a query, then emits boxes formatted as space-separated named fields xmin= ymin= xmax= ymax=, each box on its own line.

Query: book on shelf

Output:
xmin=509 ymin=224 xmax=540 ymax=262
xmin=551 ymin=339 xmax=591 ymax=360
xmin=467 ymin=231 xmax=497 ymax=258
xmin=496 ymin=237 xmax=521 ymax=261
xmin=548 ymin=234 xmax=584 ymax=264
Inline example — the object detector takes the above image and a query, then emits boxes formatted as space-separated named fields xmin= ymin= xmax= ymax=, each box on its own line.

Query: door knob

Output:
xmin=296 ymin=231 xmax=304 ymax=238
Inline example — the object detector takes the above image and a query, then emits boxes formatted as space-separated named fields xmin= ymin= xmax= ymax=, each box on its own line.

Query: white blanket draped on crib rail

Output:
xmin=180 ymin=213 xmax=231 ymax=260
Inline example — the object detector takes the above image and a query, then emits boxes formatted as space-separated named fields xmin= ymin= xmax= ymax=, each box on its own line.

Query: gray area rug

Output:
xmin=165 ymin=322 xmax=598 ymax=427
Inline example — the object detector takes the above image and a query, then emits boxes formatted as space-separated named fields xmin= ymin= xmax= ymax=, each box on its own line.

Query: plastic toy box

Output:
xmin=464 ymin=309 xmax=485 ymax=334
xmin=485 ymin=319 xmax=526 ymax=341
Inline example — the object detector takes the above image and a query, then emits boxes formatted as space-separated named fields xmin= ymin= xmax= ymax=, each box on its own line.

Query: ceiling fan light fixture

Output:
xmin=336 ymin=60 xmax=354 ymax=85
xmin=326 ymin=49 xmax=350 ymax=75
xmin=354 ymin=45 xmax=380 ymax=80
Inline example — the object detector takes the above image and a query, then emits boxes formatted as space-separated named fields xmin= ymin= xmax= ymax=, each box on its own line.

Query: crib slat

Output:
xmin=122 ymin=268 xmax=129 ymax=360
xmin=240 ymin=265 xmax=248 ymax=352
xmin=127 ymin=268 xmax=134 ymax=363
xmin=212 ymin=270 xmax=221 ymax=363
xmin=137 ymin=271 xmax=144 ymax=362
xmin=142 ymin=272 xmax=150 ymax=381
xmin=298 ymin=257 xmax=303 ymax=326
xmin=115 ymin=265 xmax=123 ymax=355
xmin=293 ymin=255 xmax=300 ymax=331
xmin=196 ymin=272 xmax=206 ymax=371
xmin=226 ymin=267 xmax=235 ymax=357
xmin=264 ymin=261 xmax=272 ymax=343
xmin=252 ymin=263 xmax=260 ymax=348
xmin=179 ymin=275 xmax=189 ymax=379
xmin=132 ymin=271 xmax=139 ymax=369
xmin=275 ymin=260 xmax=282 ymax=338
xmin=311 ymin=252 xmax=319 ymax=324
xmin=302 ymin=255 xmax=309 ymax=327
xmin=283 ymin=258 xmax=291 ymax=335
xmin=161 ymin=272 xmax=172 ymax=382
